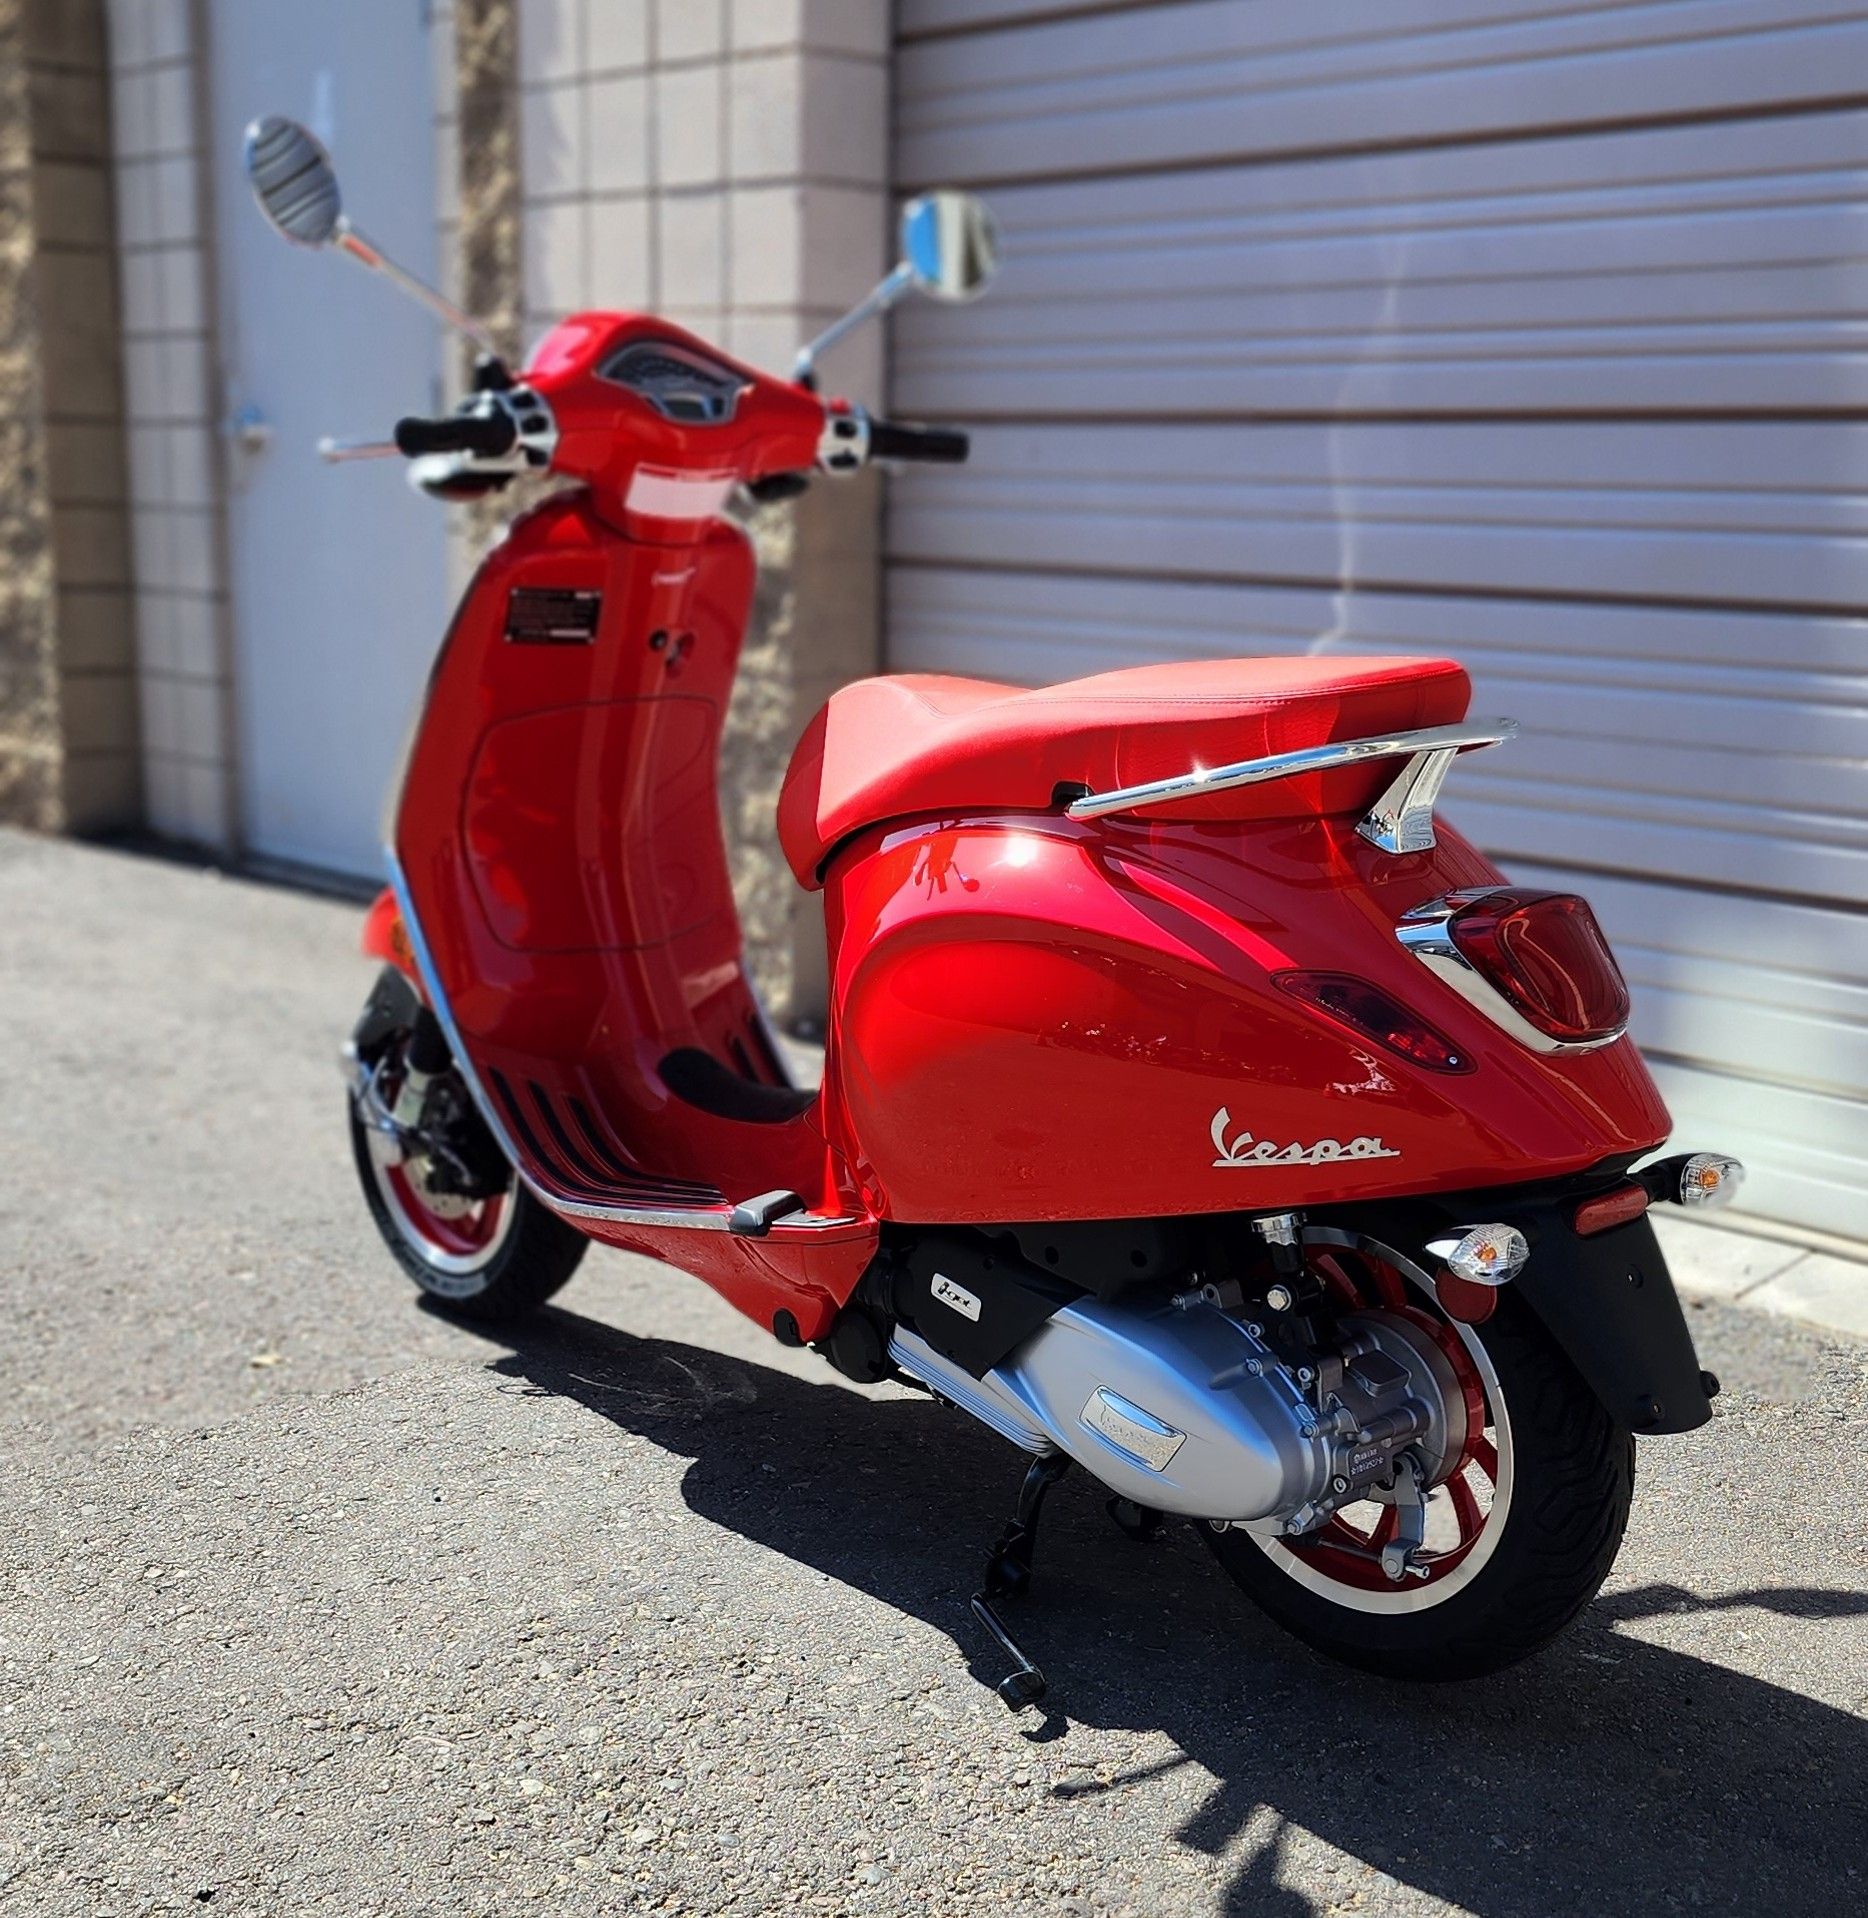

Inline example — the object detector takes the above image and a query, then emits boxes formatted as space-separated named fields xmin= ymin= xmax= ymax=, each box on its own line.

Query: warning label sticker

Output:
xmin=505 ymin=587 xmax=601 ymax=645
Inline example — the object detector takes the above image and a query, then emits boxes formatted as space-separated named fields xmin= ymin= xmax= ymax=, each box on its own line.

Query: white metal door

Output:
xmin=888 ymin=1 xmax=1868 ymax=1241
xmin=210 ymin=0 xmax=450 ymax=877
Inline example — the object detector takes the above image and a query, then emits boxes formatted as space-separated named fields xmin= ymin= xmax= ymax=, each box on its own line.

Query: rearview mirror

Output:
xmin=792 ymin=188 xmax=1003 ymax=385
xmin=899 ymin=191 xmax=1001 ymax=303
xmin=244 ymin=114 xmax=344 ymax=247
xmin=241 ymin=112 xmax=497 ymax=354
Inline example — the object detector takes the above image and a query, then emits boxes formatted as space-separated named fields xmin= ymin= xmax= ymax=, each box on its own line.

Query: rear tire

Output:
xmin=348 ymin=1087 xmax=586 ymax=1325
xmin=1208 ymin=1243 xmax=1634 ymax=1681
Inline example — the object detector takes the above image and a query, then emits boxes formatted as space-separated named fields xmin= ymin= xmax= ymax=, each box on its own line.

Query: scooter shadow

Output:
xmin=463 ymin=1302 xmax=1868 ymax=1918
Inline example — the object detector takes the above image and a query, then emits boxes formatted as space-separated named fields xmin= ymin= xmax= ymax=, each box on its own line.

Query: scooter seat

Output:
xmin=777 ymin=654 xmax=1470 ymax=885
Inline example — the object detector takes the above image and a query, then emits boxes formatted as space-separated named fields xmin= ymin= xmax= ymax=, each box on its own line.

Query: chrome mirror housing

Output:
xmin=899 ymin=190 xmax=1001 ymax=302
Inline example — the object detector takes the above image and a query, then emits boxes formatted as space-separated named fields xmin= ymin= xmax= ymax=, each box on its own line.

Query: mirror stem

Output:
xmin=333 ymin=219 xmax=500 ymax=357
xmin=792 ymin=261 xmax=914 ymax=387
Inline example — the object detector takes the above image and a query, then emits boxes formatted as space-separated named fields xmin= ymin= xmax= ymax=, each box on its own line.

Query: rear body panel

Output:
xmin=824 ymin=811 xmax=1671 ymax=1224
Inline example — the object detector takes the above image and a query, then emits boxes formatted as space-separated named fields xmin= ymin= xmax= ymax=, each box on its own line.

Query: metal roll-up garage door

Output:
xmin=886 ymin=0 xmax=1868 ymax=1241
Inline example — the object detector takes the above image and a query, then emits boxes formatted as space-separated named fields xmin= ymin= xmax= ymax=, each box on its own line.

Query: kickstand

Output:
xmin=970 ymin=1452 xmax=1070 ymax=1711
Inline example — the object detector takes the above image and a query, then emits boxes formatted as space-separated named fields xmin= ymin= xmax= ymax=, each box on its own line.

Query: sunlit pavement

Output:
xmin=3 ymin=830 xmax=1864 ymax=1917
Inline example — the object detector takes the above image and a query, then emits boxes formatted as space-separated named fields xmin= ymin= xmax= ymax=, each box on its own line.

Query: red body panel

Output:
xmin=823 ymin=814 xmax=1669 ymax=1223
xmin=393 ymin=488 xmax=872 ymax=1328
xmin=385 ymin=306 xmax=1672 ymax=1344
xmin=526 ymin=311 xmax=823 ymax=539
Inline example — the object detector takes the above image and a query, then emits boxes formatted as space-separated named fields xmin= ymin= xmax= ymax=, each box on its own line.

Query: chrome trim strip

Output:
xmin=1396 ymin=889 xmax=1628 ymax=1056
xmin=1063 ymin=719 xmax=1517 ymax=823
xmin=385 ymin=850 xmax=533 ymax=1173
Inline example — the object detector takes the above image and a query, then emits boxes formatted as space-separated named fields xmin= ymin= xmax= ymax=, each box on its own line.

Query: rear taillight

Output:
xmin=1443 ymin=889 xmax=1629 ymax=1045
xmin=1273 ymin=971 xmax=1473 ymax=1073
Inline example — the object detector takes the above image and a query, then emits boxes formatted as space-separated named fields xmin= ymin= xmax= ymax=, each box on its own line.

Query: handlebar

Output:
xmin=394 ymin=411 xmax=517 ymax=459
xmin=379 ymin=394 xmax=966 ymax=502
xmin=865 ymin=418 xmax=969 ymax=464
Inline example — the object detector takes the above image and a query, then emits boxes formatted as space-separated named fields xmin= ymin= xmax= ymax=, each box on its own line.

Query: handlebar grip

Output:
xmin=393 ymin=411 xmax=517 ymax=459
xmin=867 ymin=419 xmax=970 ymax=464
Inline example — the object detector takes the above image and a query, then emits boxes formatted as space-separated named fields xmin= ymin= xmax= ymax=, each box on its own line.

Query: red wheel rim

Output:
xmin=1275 ymin=1245 xmax=1503 ymax=1599
xmin=383 ymin=1164 xmax=507 ymax=1258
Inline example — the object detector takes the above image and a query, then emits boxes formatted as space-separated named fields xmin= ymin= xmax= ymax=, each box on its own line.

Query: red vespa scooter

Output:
xmin=249 ymin=118 xmax=1743 ymax=1705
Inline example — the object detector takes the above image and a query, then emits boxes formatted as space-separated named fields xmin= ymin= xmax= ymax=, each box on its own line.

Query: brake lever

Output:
xmin=317 ymin=437 xmax=401 ymax=463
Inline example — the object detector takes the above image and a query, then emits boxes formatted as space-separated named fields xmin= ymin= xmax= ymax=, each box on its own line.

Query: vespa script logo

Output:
xmin=1209 ymin=1106 xmax=1401 ymax=1170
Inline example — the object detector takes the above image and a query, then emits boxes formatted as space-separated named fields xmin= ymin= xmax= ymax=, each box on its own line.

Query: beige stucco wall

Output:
xmin=0 ymin=0 xmax=139 ymax=835
xmin=107 ymin=0 xmax=236 ymax=850
xmin=498 ymin=0 xmax=891 ymax=1026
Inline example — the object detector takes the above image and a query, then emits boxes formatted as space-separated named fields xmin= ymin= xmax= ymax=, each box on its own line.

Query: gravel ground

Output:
xmin=2 ymin=829 xmax=1864 ymax=1917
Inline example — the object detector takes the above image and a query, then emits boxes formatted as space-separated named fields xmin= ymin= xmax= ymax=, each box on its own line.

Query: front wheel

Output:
xmin=1207 ymin=1233 xmax=1634 ymax=1681
xmin=347 ymin=1034 xmax=586 ymax=1321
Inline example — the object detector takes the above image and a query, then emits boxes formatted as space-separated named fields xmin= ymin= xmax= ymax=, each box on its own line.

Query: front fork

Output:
xmin=344 ymin=964 xmax=508 ymax=1198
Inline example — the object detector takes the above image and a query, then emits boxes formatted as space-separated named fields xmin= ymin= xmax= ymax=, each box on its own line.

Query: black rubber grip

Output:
xmin=394 ymin=410 xmax=517 ymax=459
xmin=867 ymin=419 xmax=970 ymax=464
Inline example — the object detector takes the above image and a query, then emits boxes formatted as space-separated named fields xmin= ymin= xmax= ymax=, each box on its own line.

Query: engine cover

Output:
xmin=893 ymin=1294 xmax=1335 ymax=1522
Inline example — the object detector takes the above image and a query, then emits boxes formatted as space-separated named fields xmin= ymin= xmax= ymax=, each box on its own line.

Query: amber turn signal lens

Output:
xmin=1426 ymin=1223 xmax=1530 ymax=1285
xmin=1677 ymin=1152 xmax=1744 ymax=1209
xmin=1570 ymin=1181 xmax=1650 ymax=1237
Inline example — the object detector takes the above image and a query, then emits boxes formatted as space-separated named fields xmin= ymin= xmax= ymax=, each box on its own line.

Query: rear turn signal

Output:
xmin=1677 ymin=1152 xmax=1744 ymax=1209
xmin=1426 ymin=1224 xmax=1530 ymax=1287
xmin=1445 ymin=889 xmax=1629 ymax=1045
xmin=1272 ymin=971 xmax=1473 ymax=1073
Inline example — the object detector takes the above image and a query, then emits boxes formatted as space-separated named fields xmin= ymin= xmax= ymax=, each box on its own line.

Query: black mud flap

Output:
xmin=1510 ymin=1206 xmax=1713 ymax=1434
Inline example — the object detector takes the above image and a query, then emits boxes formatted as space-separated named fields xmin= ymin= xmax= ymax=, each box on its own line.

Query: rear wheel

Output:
xmin=1207 ymin=1232 xmax=1633 ymax=1680
xmin=348 ymin=1029 xmax=585 ymax=1321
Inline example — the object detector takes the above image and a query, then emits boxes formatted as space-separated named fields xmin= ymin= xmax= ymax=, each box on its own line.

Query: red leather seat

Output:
xmin=777 ymin=654 xmax=1470 ymax=886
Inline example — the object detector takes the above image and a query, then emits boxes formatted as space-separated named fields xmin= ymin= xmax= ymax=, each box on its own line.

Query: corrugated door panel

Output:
xmin=886 ymin=565 xmax=1867 ymax=688
xmin=889 ymin=420 xmax=1868 ymax=611
xmin=885 ymin=567 xmax=1868 ymax=904
xmin=898 ymin=1 xmax=1868 ymax=187
xmin=1649 ymin=1065 xmax=1867 ymax=1233
xmin=894 ymin=111 xmax=1868 ymax=416
xmin=886 ymin=0 xmax=1868 ymax=1240
xmin=899 ymin=0 xmax=1140 ymax=30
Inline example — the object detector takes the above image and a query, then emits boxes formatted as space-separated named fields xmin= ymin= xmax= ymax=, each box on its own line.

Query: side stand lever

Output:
xmin=970 ymin=1453 xmax=1070 ymax=1711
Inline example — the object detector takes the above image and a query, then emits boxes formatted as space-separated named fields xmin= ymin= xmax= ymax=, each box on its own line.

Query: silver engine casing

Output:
xmin=890 ymin=1294 xmax=1337 ymax=1523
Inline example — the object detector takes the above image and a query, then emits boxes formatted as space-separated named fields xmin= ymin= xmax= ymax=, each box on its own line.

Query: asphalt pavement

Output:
xmin=2 ymin=829 xmax=1864 ymax=1917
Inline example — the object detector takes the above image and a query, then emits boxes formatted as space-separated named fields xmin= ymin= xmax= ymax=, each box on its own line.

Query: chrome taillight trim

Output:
xmin=1396 ymin=889 xmax=1629 ymax=1057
